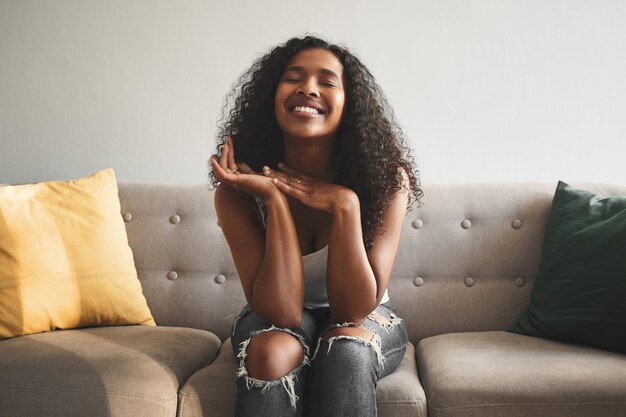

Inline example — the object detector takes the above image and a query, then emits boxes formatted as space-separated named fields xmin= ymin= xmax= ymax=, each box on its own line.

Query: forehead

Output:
xmin=284 ymin=48 xmax=343 ymax=77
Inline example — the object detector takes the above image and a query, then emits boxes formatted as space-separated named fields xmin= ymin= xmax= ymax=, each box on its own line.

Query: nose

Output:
xmin=296 ymin=78 xmax=320 ymax=98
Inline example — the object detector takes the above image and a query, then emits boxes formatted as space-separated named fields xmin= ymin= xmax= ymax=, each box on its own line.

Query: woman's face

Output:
xmin=274 ymin=48 xmax=345 ymax=142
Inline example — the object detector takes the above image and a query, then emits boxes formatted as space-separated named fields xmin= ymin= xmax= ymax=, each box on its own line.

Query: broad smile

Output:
xmin=286 ymin=96 xmax=327 ymax=118
xmin=292 ymin=105 xmax=322 ymax=115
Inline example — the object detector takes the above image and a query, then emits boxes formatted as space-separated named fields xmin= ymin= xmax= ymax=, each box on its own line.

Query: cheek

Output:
xmin=332 ymin=93 xmax=346 ymax=120
xmin=275 ymin=82 xmax=294 ymax=111
xmin=274 ymin=88 xmax=286 ymax=115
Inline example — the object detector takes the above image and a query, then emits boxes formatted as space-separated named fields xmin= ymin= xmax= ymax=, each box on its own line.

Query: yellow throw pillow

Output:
xmin=0 ymin=169 xmax=155 ymax=339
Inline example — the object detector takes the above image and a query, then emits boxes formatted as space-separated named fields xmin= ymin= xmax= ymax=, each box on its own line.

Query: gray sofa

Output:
xmin=1 ymin=182 xmax=626 ymax=417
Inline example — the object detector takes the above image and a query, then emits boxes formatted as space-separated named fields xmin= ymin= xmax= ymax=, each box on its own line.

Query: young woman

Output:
xmin=209 ymin=36 xmax=422 ymax=417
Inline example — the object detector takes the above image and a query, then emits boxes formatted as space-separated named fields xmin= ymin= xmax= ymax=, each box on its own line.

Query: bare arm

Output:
xmin=211 ymin=138 xmax=304 ymax=328
xmin=326 ymin=183 xmax=408 ymax=323
xmin=265 ymin=163 xmax=410 ymax=324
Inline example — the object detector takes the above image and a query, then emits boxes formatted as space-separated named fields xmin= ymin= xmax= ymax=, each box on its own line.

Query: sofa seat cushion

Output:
xmin=178 ymin=338 xmax=427 ymax=417
xmin=0 ymin=325 xmax=221 ymax=417
xmin=416 ymin=331 xmax=626 ymax=417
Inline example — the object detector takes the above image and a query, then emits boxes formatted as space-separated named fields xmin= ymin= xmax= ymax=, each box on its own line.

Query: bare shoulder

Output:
xmin=214 ymin=182 xmax=249 ymax=207
xmin=369 ymin=168 xmax=410 ymax=247
xmin=386 ymin=167 xmax=411 ymax=212
xmin=398 ymin=166 xmax=410 ymax=194
xmin=213 ymin=183 xmax=260 ymax=226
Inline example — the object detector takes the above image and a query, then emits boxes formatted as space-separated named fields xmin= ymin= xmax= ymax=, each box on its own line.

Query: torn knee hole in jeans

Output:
xmin=368 ymin=310 xmax=403 ymax=333
xmin=312 ymin=323 xmax=385 ymax=369
xmin=236 ymin=325 xmax=309 ymax=410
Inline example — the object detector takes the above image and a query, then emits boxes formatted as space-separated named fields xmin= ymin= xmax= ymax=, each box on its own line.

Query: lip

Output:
xmin=285 ymin=96 xmax=326 ymax=116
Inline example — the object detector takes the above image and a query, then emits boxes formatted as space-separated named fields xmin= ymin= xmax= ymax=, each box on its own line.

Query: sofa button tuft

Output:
xmin=515 ymin=277 xmax=525 ymax=287
xmin=411 ymin=219 xmax=424 ymax=229
xmin=413 ymin=276 xmax=424 ymax=287
xmin=167 ymin=271 xmax=178 ymax=281
xmin=464 ymin=277 xmax=475 ymax=287
xmin=122 ymin=212 xmax=133 ymax=222
xmin=215 ymin=274 xmax=226 ymax=284
xmin=461 ymin=219 xmax=472 ymax=229
xmin=170 ymin=214 xmax=181 ymax=224
xmin=512 ymin=219 xmax=523 ymax=229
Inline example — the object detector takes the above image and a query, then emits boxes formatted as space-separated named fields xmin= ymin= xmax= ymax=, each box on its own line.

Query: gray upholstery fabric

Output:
xmin=4 ymin=181 xmax=626 ymax=417
xmin=118 ymin=183 xmax=247 ymax=341
xmin=0 ymin=326 xmax=220 ymax=417
xmin=178 ymin=339 xmax=427 ymax=417
xmin=376 ymin=342 xmax=428 ymax=417
xmin=177 ymin=339 xmax=236 ymax=417
xmin=117 ymin=182 xmax=626 ymax=344
xmin=389 ymin=182 xmax=626 ymax=343
xmin=416 ymin=331 xmax=626 ymax=417
xmin=115 ymin=181 xmax=626 ymax=417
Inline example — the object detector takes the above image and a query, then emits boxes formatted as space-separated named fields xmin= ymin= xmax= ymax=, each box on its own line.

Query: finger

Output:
xmin=263 ymin=166 xmax=296 ymax=184
xmin=219 ymin=141 xmax=230 ymax=170
xmin=226 ymin=137 xmax=238 ymax=172
xmin=277 ymin=162 xmax=312 ymax=181
xmin=210 ymin=156 xmax=229 ymax=182
xmin=212 ymin=155 xmax=240 ymax=181
xmin=271 ymin=170 xmax=307 ymax=189
xmin=210 ymin=156 xmax=222 ymax=173
xmin=273 ymin=178 xmax=307 ymax=201
xmin=219 ymin=141 xmax=240 ymax=175
xmin=237 ymin=162 xmax=256 ymax=175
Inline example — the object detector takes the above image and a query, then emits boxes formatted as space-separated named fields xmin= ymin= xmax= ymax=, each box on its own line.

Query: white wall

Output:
xmin=1 ymin=0 xmax=625 ymax=185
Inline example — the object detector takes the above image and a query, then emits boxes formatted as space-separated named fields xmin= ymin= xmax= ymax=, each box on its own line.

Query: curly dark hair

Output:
xmin=209 ymin=35 xmax=422 ymax=248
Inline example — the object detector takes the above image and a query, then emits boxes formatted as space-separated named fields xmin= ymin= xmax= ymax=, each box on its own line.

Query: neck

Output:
xmin=283 ymin=136 xmax=334 ymax=182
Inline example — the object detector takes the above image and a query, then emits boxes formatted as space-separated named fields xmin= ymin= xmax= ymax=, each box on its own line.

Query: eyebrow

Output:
xmin=284 ymin=66 xmax=340 ymax=79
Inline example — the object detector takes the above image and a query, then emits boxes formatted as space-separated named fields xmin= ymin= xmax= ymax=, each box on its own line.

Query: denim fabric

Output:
xmin=231 ymin=303 xmax=409 ymax=417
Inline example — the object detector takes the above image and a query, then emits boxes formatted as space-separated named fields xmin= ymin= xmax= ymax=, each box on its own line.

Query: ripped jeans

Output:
xmin=231 ymin=303 xmax=408 ymax=417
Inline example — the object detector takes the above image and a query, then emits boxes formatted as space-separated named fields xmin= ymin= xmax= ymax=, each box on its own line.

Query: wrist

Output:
xmin=330 ymin=189 xmax=359 ymax=214
xmin=264 ymin=188 xmax=289 ymax=208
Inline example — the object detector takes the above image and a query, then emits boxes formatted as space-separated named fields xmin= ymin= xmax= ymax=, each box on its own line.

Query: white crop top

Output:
xmin=302 ymin=245 xmax=389 ymax=308
xmin=254 ymin=196 xmax=390 ymax=309
xmin=301 ymin=245 xmax=330 ymax=308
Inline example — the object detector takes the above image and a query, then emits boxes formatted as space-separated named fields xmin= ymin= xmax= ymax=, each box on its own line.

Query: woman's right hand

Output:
xmin=210 ymin=136 xmax=279 ymax=200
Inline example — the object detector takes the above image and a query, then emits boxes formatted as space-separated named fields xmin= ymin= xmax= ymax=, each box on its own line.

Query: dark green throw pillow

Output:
xmin=509 ymin=181 xmax=626 ymax=353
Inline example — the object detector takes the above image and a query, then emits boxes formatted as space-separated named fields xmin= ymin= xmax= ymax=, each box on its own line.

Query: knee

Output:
xmin=324 ymin=326 xmax=376 ymax=342
xmin=244 ymin=330 xmax=305 ymax=381
xmin=317 ymin=326 xmax=383 ymax=369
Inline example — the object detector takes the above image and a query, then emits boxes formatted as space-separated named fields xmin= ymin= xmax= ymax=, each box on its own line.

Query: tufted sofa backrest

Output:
xmin=118 ymin=182 xmax=626 ymax=343
xmin=118 ymin=183 xmax=244 ymax=341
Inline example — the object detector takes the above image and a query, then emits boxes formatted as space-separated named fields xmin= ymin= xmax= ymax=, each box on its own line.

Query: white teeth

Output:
xmin=293 ymin=106 xmax=320 ymax=114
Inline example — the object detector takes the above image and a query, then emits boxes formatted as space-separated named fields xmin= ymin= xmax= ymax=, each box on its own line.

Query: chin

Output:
xmin=284 ymin=130 xmax=334 ymax=141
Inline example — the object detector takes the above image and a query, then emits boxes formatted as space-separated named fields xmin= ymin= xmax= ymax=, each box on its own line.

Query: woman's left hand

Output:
xmin=263 ymin=162 xmax=358 ymax=213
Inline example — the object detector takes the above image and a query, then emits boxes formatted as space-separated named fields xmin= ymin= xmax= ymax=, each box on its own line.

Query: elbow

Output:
xmin=271 ymin=314 xmax=302 ymax=330
xmin=250 ymin=300 xmax=303 ymax=329
xmin=265 ymin=307 xmax=302 ymax=329
xmin=331 ymin=311 xmax=372 ymax=326
xmin=329 ymin=291 xmax=378 ymax=325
